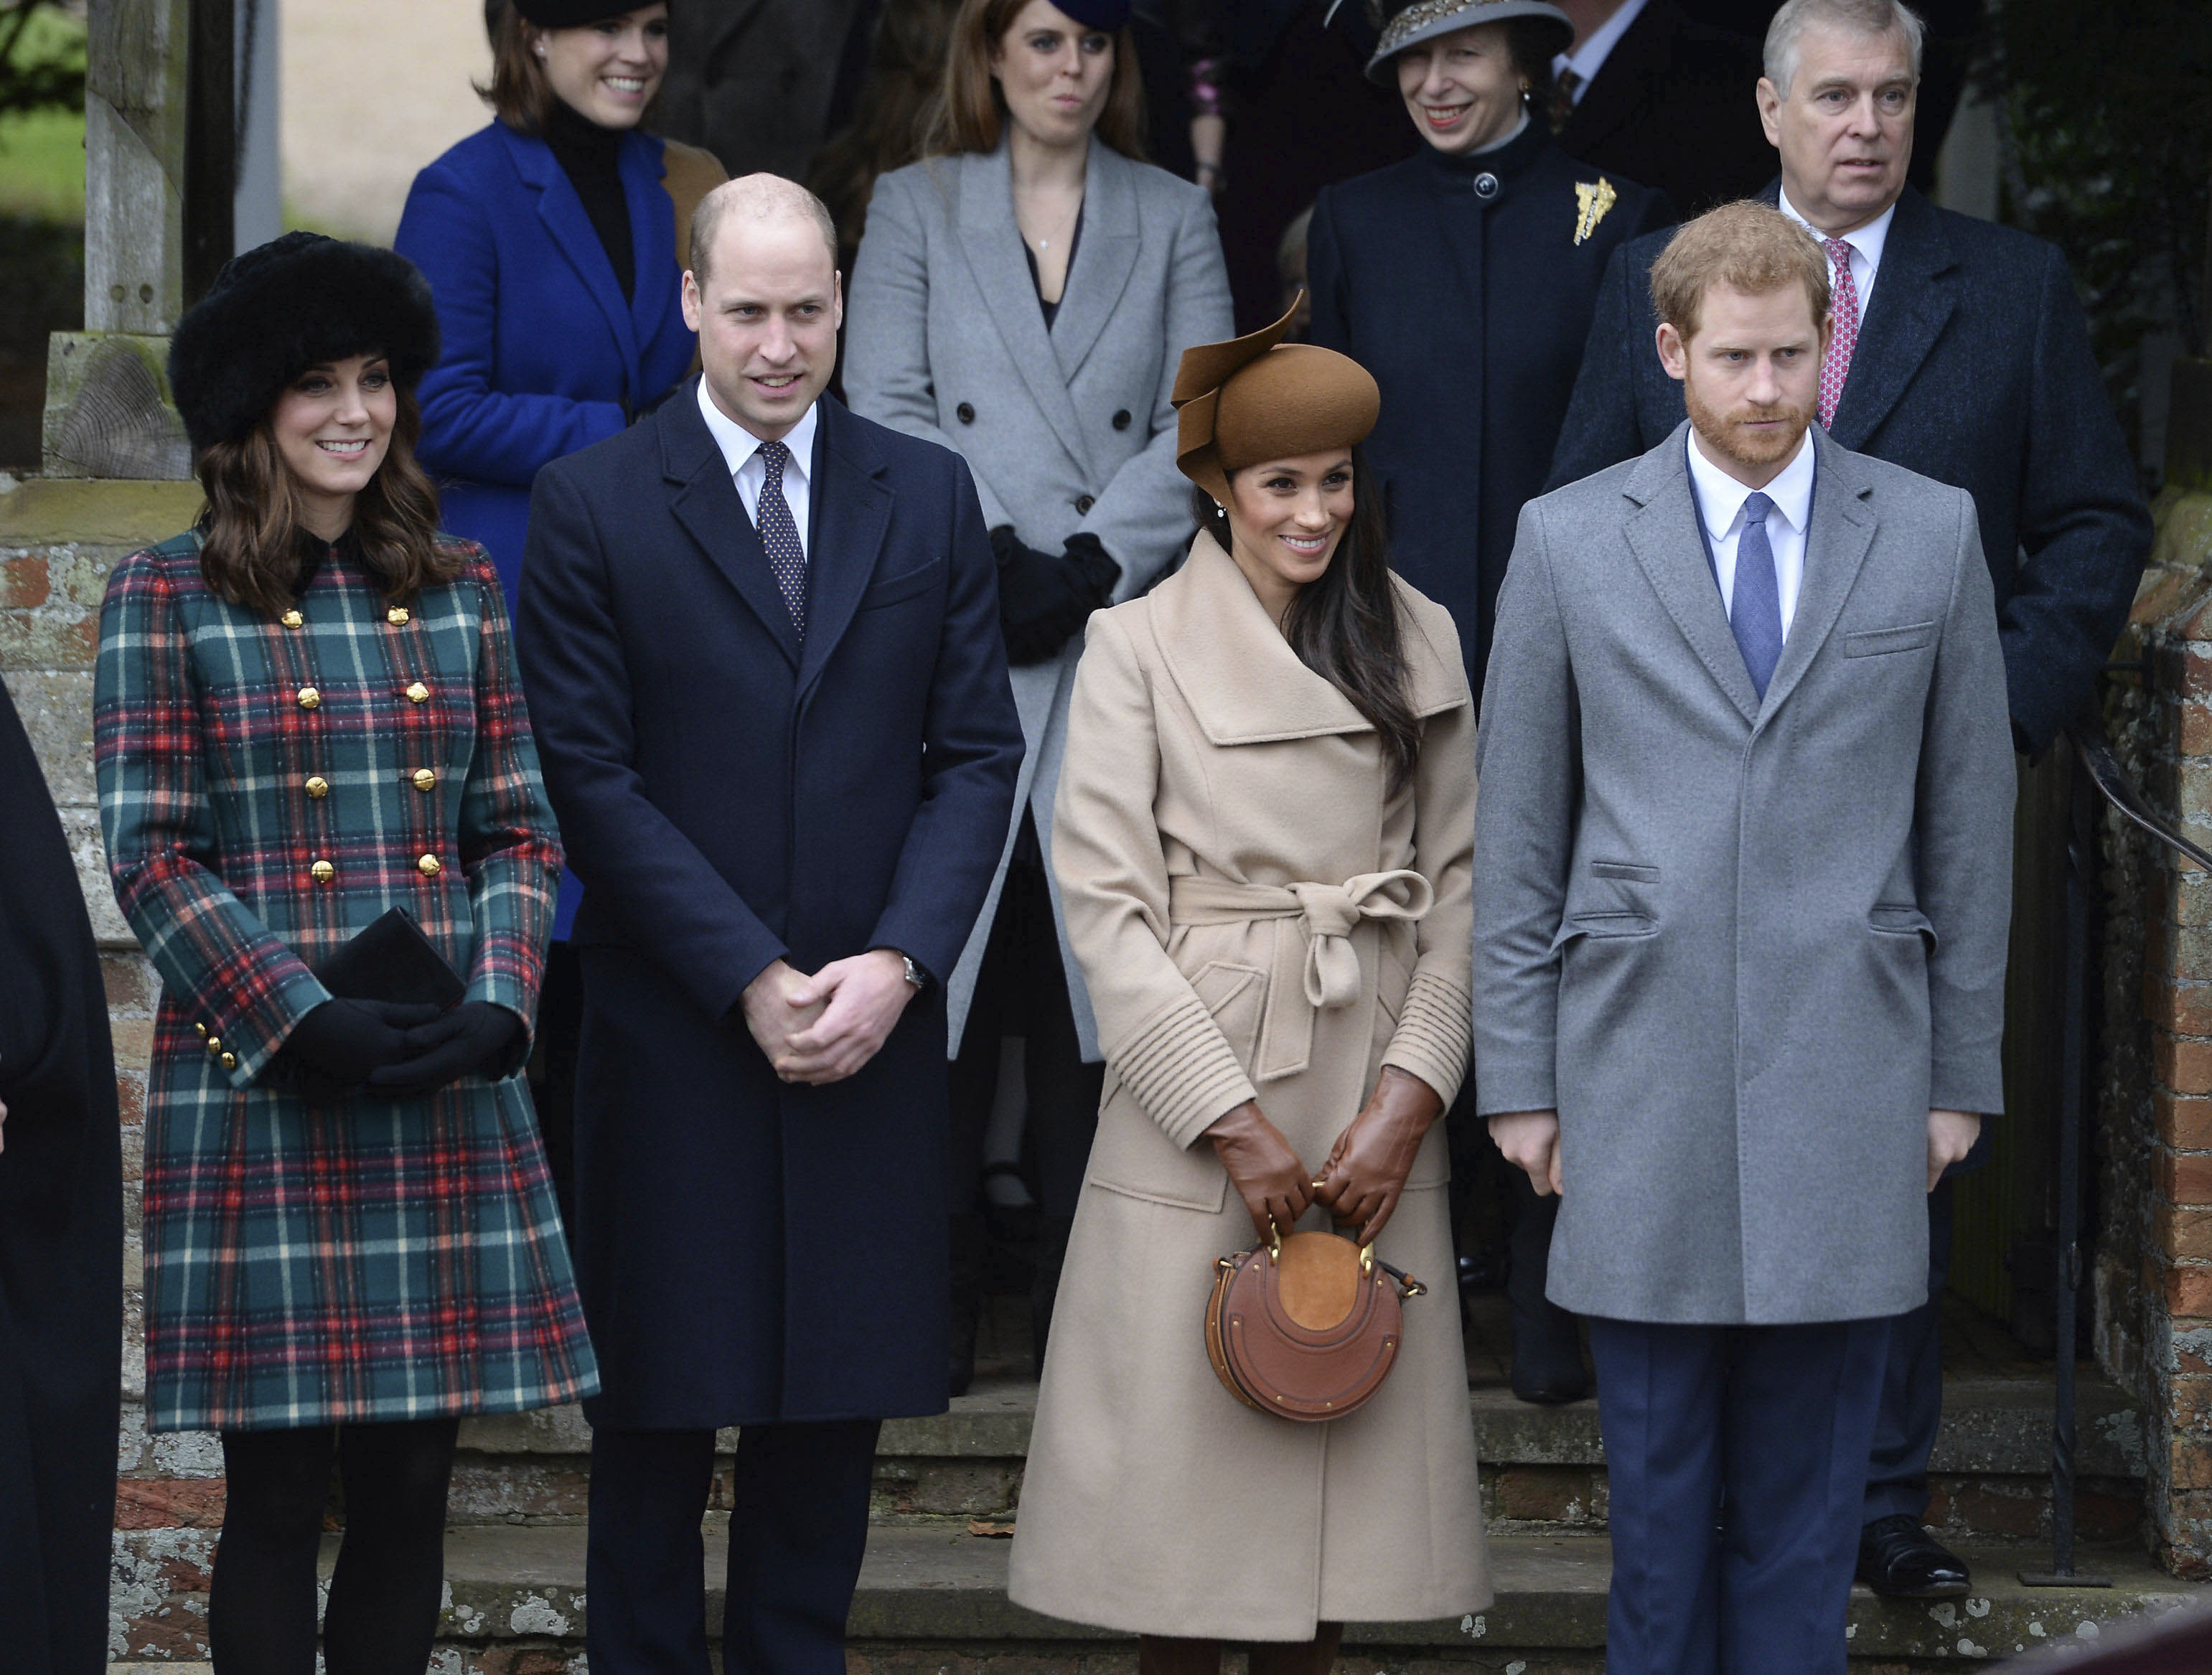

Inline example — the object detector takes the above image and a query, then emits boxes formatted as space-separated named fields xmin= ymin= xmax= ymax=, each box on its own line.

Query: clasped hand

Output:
xmin=740 ymin=952 xmax=915 ymax=1085
xmin=1206 ymin=1067 xmax=1443 ymax=1246
xmin=265 ymin=997 xmax=523 ymax=1102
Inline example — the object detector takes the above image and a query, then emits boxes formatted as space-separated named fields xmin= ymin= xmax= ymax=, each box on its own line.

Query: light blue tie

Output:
xmin=1730 ymin=490 xmax=1782 ymax=698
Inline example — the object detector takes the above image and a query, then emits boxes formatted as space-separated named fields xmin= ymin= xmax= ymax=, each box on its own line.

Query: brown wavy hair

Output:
xmin=195 ymin=383 xmax=454 ymax=619
xmin=477 ymin=1 xmax=667 ymax=136
xmin=1194 ymin=446 xmax=1423 ymax=794
xmin=923 ymin=0 xmax=1148 ymax=159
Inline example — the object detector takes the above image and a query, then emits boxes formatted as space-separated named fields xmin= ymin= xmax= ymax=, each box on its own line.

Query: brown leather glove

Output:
xmin=1206 ymin=1100 xmax=1314 ymax=1242
xmin=1314 ymin=1066 xmax=1443 ymax=1244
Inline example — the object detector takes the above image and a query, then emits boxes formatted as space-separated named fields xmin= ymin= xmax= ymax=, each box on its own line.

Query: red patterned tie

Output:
xmin=1819 ymin=237 xmax=1860 ymax=430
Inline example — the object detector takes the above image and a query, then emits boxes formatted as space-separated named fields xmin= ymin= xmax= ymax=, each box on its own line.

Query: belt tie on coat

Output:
xmin=1167 ymin=871 xmax=1433 ymax=1082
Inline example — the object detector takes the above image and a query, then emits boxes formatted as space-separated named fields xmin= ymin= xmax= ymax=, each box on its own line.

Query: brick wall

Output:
xmin=2098 ymin=484 xmax=2212 ymax=1576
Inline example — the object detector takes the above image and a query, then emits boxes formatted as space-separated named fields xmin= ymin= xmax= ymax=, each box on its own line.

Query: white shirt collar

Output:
xmin=1777 ymin=184 xmax=1898 ymax=276
xmin=1686 ymin=426 xmax=1816 ymax=543
xmin=696 ymin=376 xmax=817 ymax=485
xmin=1554 ymin=0 xmax=1651 ymax=92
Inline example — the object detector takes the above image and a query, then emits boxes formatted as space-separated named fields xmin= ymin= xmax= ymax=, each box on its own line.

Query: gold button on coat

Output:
xmin=281 ymin=609 xmax=304 ymax=629
xmin=205 ymin=1036 xmax=221 ymax=1054
xmin=297 ymin=686 xmax=322 ymax=710
xmin=305 ymin=775 xmax=329 ymax=799
xmin=405 ymin=682 xmax=430 ymax=704
xmin=412 ymin=768 xmax=437 ymax=792
xmin=310 ymin=860 xmax=335 ymax=883
xmin=388 ymin=606 xmax=411 ymax=626
xmin=417 ymin=853 xmax=442 ymax=877
xmin=220 ymin=1052 xmax=237 ymax=1070
xmin=194 ymin=1022 xmax=208 ymax=1038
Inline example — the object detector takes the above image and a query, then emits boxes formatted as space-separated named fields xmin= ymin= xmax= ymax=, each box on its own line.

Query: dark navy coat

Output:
xmin=1307 ymin=123 xmax=1674 ymax=685
xmin=1546 ymin=184 xmax=2152 ymax=754
xmin=515 ymin=387 xmax=1023 ymax=1427
xmin=395 ymin=120 xmax=700 ymax=616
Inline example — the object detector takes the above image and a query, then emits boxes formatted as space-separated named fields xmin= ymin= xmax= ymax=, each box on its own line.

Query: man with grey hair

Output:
xmin=1545 ymin=0 xmax=2150 ymax=1604
xmin=517 ymin=172 xmax=1022 ymax=1674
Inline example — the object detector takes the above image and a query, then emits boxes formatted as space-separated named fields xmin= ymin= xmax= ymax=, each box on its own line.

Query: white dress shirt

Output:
xmin=1552 ymin=0 xmax=1651 ymax=105
xmin=697 ymin=378 xmax=817 ymax=559
xmin=1778 ymin=185 xmax=1897 ymax=322
xmin=1686 ymin=428 xmax=1815 ymax=639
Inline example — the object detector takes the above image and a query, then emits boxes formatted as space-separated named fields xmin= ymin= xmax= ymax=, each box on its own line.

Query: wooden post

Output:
xmin=46 ymin=0 xmax=194 ymax=479
xmin=83 ymin=0 xmax=189 ymax=334
xmin=184 ymin=0 xmax=236 ymax=306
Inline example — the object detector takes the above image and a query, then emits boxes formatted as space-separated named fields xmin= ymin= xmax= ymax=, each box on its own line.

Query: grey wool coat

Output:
xmin=1471 ymin=423 xmax=2015 ymax=1326
xmin=844 ymin=135 xmax=1233 ymax=1056
xmin=1008 ymin=535 xmax=1486 ymax=1639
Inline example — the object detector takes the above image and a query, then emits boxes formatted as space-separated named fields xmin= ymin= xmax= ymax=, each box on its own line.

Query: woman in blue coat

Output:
xmin=394 ymin=0 xmax=723 ymax=618
xmin=1306 ymin=0 xmax=1673 ymax=1411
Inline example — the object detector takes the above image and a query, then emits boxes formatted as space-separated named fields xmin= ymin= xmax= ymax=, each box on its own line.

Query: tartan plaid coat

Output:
xmin=95 ymin=529 xmax=599 ymax=1432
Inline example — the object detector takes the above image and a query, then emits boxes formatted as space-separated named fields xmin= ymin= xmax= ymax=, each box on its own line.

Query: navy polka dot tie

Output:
xmin=755 ymin=438 xmax=806 ymax=635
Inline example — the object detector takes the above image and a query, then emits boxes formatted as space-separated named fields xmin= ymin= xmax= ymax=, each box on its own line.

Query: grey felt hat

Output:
xmin=1351 ymin=0 xmax=1575 ymax=85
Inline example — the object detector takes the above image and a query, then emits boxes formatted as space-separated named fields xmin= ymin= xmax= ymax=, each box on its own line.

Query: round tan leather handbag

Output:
xmin=1205 ymin=1229 xmax=1426 ymax=1421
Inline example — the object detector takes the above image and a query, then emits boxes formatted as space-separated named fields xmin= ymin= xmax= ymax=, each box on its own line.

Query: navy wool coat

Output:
xmin=1545 ymin=184 xmax=2153 ymax=754
xmin=1306 ymin=121 xmax=1673 ymax=687
xmin=395 ymin=121 xmax=700 ymax=615
xmin=516 ymin=387 xmax=1023 ymax=1427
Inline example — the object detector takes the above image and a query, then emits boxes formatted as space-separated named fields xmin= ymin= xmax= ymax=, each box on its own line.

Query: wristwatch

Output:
xmin=900 ymin=952 xmax=929 ymax=992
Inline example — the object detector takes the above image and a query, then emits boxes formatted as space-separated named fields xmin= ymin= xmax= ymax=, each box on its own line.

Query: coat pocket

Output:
xmin=1842 ymin=621 xmax=1939 ymax=658
xmin=857 ymin=558 xmax=947 ymax=611
xmin=1869 ymin=903 xmax=1939 ymax=953
xmin=1550 ymin=911 xmax=1656 ymax=952
xmin=1590 ymin=860 xmax=1660 ymax=882
xmin=1082 ymin=960 xmax=1264 ymax=1216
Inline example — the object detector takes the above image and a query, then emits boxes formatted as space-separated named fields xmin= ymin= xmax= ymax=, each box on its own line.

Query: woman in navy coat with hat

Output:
xmin=1305 ymin=0 xmax=1672 ymax=1409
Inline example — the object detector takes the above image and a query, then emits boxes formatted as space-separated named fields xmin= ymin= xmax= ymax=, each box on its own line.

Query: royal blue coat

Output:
xmin=395 ymin=120 xmax=700 ymax=618
xmin=515 ymin=388 xmax=1023 ymax=1426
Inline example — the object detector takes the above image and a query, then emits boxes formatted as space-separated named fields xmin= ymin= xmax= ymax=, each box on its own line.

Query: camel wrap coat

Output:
xmin=1007 ymin=534 xmax=1486 ymax=1639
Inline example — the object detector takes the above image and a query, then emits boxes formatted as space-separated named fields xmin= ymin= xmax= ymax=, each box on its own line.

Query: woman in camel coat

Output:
xmin=1009 ymin=312 xmax=1486 ymax=1666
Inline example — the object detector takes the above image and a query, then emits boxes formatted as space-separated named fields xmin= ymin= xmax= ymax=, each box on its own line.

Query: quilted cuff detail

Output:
xmin=1112 ymin=990 xmax=1260 ymax=1151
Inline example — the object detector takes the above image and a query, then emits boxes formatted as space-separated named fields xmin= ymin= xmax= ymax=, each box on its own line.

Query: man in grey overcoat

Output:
xmin=1472 ymin=200 xmax=2014 ymax=1675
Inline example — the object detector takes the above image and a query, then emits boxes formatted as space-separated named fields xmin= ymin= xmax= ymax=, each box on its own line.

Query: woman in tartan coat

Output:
xmin=94 ymin=233 xmax=596 ymax=1675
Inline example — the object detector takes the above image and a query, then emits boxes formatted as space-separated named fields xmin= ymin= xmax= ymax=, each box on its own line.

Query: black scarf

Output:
xmin=544 ymin=96 xmax=637 ymax=304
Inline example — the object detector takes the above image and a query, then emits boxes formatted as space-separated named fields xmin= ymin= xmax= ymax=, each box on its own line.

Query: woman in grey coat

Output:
xmin=845 ymin=0 xmax=1231 ymax=1389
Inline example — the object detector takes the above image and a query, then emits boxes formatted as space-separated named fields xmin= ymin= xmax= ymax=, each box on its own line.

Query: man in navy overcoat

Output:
xmin=516 ymin=174 xmax=1022 ymax=1675
xmin=1542 ymin=0 xmax=2150 ymax=1605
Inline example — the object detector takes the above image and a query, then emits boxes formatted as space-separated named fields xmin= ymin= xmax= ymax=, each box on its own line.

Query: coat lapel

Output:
xmin=1049 ymin=139 xmax=1141 ymax=383
xmin=501 ymin=124 xmax=645 ymax=393
xmin=660 ymin=380 xmax=800 ymax=666
xmin=795 ymin=397 xmax=893 ymax=697
xmin=1829 ymin=188 xmax=1957 ymax=449
xmin=952 ymin=148 xmax=1093 ymax=471
xmin=1557 ymin=0 xmax=1667 ymax=154
xmin=1754 ymin=426 xmax=1877 ymax=725
xmin=1151 ymin=535 xmax=1466 ymax=745
xmin=1621 ymin=425 xmax=1762 ymax=726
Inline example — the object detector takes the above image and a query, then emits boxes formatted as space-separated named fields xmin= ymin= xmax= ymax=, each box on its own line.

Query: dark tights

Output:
xmin=210 ymin=1417 xmax=460 ymax=1675
xmin=1138 ymin=1624 xmax=1344 ymax=1675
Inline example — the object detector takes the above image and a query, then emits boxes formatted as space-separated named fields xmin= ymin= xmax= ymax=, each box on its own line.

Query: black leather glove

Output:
xmin=262 ymin=998 xmax=450 ymax=1101
xmin=990 ymin=527 xmax=1121 ymax=665
xmin=365 ymin=1002 xmax=528 ymax=1099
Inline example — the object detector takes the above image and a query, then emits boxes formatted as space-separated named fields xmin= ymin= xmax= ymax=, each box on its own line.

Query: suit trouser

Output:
xmin=585 ymin=1418 xmax=881 ymax=1675
xmin=1863 ymin=1177 xmax=1955 ymax=1524
xmin=1590 ymin=1315 xmax=1888 ymax=1675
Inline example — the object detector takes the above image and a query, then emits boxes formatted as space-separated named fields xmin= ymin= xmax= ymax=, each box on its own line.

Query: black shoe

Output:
xmin=1857 ymin=1515 xmax=1970 ymax=1597
xmin=1508 ymin=1299 xmax=1590 ymax=1404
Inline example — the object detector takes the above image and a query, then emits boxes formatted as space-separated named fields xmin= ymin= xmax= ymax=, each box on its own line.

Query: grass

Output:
xmin=0 ymin=4 xmax=85 ymax=220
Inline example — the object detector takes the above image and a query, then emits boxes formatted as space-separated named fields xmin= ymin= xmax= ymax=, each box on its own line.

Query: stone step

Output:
xmin=439 ymin=1369 xmax=2149 ymax=1546
xmin=429 ymin=1523 xmax=2211 ymax=1672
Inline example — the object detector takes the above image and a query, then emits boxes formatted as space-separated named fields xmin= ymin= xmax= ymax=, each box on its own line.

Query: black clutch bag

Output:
xmin=315 ymin=907 xmax=466 ymax=1010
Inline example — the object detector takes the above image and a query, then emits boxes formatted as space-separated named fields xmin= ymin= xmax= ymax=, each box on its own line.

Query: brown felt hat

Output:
xmin=1173 ymin=299 xmax=1381 ymax=505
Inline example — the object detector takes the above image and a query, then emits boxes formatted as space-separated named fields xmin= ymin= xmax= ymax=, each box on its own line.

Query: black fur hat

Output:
xmin=167 ymin=232 xmax=442 ymax=454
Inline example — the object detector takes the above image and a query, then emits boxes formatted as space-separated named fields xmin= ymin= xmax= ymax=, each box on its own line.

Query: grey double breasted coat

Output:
xmin=1006 ymin=536 xmax=1486 ymax=1638
xmin=844 ymin=136 xmax=1232 ymax=1055
xmin=1471 ymin=423 xmax=2015 ymax=1326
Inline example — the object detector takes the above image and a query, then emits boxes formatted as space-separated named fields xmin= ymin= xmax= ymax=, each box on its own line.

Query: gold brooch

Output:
xmin=1574 ymin=178 xmax=1618 ymax=246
